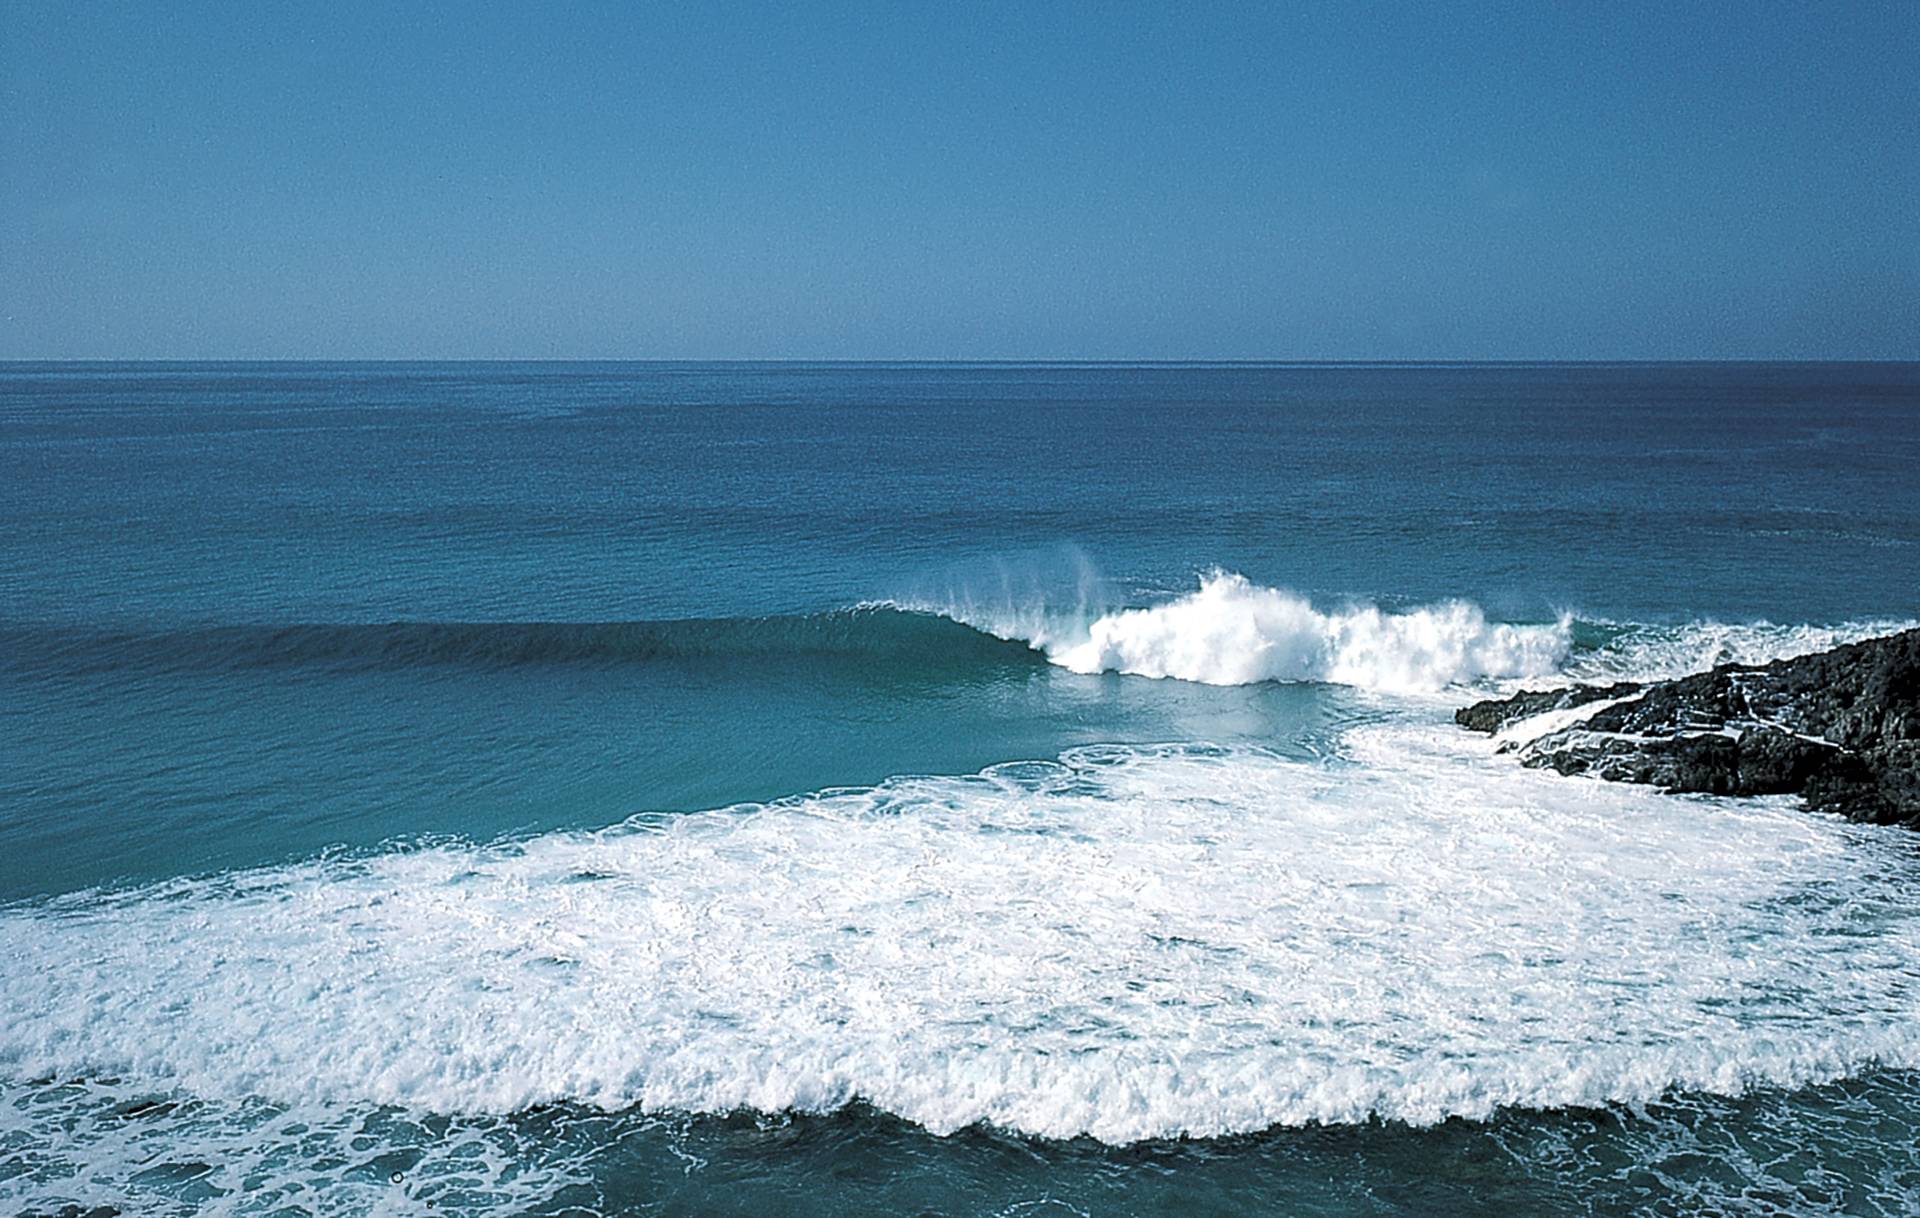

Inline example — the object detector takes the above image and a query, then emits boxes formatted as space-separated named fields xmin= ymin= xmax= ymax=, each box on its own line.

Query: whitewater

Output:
xmin=925 ymin=569 xmax=1914 ymax=695
xmin=9 ymin=735 xmax=1920 ymax=1140
xmin=6 ymin=580 xmax=1917 ymax=1167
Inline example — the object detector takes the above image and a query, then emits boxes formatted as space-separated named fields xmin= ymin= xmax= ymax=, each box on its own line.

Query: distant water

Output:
xmin=3 ymin=362 xmax=1919 ymax=1216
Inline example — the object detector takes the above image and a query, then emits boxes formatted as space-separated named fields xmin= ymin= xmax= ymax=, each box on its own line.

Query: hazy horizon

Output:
xmin=9 ymin=357 xmax=1920 ymax=366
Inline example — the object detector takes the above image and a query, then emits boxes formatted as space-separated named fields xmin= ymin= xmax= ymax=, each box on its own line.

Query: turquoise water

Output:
xmin=3 ymin=362 xmax=1919 ymax=1216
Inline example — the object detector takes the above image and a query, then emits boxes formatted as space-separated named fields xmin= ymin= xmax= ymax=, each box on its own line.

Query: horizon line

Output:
xmin=5 ymin=357 xmax=1918 ymax=367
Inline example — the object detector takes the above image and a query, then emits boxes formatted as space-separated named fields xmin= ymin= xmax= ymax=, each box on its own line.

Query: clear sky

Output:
xmin=3 ymin=1 xmax=1916 ymax=359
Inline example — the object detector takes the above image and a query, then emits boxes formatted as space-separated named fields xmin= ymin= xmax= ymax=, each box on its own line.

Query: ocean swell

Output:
xmin=0 ymin=609 xmax=1041 ymax=677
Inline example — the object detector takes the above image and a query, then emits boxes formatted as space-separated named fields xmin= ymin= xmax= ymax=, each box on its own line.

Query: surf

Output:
xmin=7 ymin=731 xmax=1920 ymax=1145
xmin=924 ymin=571 xmax=1915 ymax=694
xmin=10 ymin=582 xmax=1908 ymax=703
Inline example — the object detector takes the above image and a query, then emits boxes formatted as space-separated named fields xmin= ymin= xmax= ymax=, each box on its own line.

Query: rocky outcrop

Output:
xmin=1456 ymin=629 xmax=1920 ymax=827
xmin=1453 ymin=681 xmax=1642 ymax=734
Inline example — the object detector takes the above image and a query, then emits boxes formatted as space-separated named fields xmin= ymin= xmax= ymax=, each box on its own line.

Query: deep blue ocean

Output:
xmin=4 ymin=361 xmax=1920 ymax=1217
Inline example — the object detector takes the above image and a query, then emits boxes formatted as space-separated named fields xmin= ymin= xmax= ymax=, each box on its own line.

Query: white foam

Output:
xmin=1038 ymin=572 xmax=1571 ymax=692
xmin=906 ymin=571 xmax=1913 ymax=696
xmin=5 ymin=734 xmax=1920 ymax=1147
xmin=1490 ymin=693 xmax=1644 ymax=749
xmin=1567 ymin=617 xmax=1917 ymax=685
xmin=0 ymin=1082 xmax=589 ymax=1218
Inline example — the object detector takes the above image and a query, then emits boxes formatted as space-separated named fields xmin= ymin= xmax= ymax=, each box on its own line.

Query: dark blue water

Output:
xmin=3 ymin=362 xmax=1918 ymax=1217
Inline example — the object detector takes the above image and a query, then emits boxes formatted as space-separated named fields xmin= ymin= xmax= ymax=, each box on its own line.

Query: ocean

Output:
xmin=3 ymin=361 xmax=1919 ymax=1216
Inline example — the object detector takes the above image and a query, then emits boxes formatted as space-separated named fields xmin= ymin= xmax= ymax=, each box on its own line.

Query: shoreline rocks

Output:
xmin=1456 ymin=628 xmax=1920 ymax=827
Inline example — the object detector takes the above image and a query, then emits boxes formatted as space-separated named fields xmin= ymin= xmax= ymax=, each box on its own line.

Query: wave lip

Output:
xmin=1041 ymin=572 xmax=1570 ymax=693
xmin=0 ymin=608 xmax=1042 ymax=677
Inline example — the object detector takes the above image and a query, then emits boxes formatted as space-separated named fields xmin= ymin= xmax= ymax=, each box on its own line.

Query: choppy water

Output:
xmin=3 ymin=361 xmax=1918 ymax=1216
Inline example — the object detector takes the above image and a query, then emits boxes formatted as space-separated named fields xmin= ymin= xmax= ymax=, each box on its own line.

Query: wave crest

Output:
xmin=927 ymin=572 xmax=1917 ymax=694
xmin=0 ymin=609 xmax=1041 ymax=676
xmin=1029 ymin=572 xmax=1569 ymax=692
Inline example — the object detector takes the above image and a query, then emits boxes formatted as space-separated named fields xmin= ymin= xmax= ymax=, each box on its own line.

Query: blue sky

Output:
xmin=3 ymin=1 xmax=1916 ymax=359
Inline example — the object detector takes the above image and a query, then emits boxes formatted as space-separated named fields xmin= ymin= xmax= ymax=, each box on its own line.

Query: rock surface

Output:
xmin=1453 ymin=681 xmax=1643 ymax=735
xmin=1456 ymin=628 xmax=1920 ymax=827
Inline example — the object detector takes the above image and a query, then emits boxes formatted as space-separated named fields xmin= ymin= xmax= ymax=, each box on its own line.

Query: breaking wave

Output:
xmin=923 ymin=571 xmax=1914 ymax=694
xmin=1037 ymin=572 xmax=1570 ymax=692
xmin=6 ymin=581 xmax=1918 ymax=1212
xmin=1564 ymin=616 xmax=1920 ymax=684
xmin=4 ymin=576 xmax=1908 ymax=698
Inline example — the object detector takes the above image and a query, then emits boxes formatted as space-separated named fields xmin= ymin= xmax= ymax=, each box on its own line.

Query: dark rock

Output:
xmin=1455 ymin=681 xmax=1643 ymax=734
xmin=1457 ymin=628 xmax=1920 ymax=827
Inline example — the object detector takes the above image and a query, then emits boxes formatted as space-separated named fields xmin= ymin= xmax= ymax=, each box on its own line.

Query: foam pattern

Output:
xmin=7 ymin=733 xmax=1920 ymax=1147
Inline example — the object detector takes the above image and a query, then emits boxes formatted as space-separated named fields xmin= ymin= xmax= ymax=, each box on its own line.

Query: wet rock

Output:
xmin=1457 ymin=629 xmax=1920 ymax=827
xmin=1454 ymin=682 xmax=1642 ymax=735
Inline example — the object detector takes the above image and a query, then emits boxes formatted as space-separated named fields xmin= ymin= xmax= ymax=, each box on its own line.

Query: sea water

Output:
xmin=2 ymin=362 xmax=1918 ymax=1216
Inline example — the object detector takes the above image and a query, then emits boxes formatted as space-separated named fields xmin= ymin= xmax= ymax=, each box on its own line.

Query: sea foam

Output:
xmin=1565 ymin=616 xmax=1919 ymax=684
xmin=931 ymin=571 xmax=1914 ymax=694
xmin=6 ymin=731 xmax=1920 ymax=1146
xmin=935 ymin=570 xmax=1570 ymax=692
